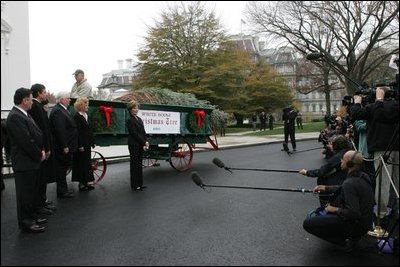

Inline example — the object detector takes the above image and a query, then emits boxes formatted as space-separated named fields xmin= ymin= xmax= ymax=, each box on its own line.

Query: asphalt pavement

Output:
xmin=2 ymin=133 xmax=398 ymax=266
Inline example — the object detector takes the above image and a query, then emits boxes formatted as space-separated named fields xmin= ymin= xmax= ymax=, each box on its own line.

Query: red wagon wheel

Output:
xmin=65 ymin=150 xmax=106 ymax=184
xmin=169 ymin=139 xmax=193 ymax=171
xmin=91 ymin=151 xmax=107 ymax=184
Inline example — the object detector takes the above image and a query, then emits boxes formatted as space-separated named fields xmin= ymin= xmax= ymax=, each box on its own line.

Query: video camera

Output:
xmin=342 ymin=82 xmax=398 ymax=107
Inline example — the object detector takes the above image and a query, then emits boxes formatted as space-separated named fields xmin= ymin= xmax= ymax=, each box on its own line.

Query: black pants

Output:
xmin=128 ymin=145 xmax=144 ymax=189
xmin=55 ymin=150 xmax=72 ymax=194
xmin=297 ymin=119 xmax=303 ymax=129
xmin=303 ymin=212 xmax=364 ymax=245
xmin=34 ymin=164 xmax=49 ymax=210
xmin=284 ymin=128 xmax=296 ymax=150
xmin=14 ymin=170 xmax=40 ymax=228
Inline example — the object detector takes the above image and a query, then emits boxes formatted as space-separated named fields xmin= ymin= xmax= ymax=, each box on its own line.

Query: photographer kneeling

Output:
xmin=299 ymin=135 xmax=350 ymax=207
xmin=303 ymin=151 xmax=374 ymax=252
xmin=350 ymin=87 xmax=399 ymax=221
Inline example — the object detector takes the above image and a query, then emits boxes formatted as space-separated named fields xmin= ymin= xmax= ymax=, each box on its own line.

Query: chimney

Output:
xmin=117 ymin=60 xmax=123 ymax=69
xmin=125 ymin=59 xmax=133 ymax=69
xmin=258 ymin=41 xmax=265 ymax=51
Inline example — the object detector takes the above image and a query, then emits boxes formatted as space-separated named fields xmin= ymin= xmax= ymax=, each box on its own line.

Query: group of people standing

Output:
xmin=5 ymin=69 xmax=150 ymax=233
xmin=5 ymin=69 xmax=96 ymax=233
xmin=251 ymin=112 xmax=274 ymax=131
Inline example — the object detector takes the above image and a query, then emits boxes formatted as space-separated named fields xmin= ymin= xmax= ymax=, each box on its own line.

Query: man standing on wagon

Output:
xmin=71 ymin=69 xmax=92 ymax=98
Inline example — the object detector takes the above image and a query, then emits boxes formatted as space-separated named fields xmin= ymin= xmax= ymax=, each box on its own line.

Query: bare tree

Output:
xmin=246 ymin=1 xmax=399 ymax=96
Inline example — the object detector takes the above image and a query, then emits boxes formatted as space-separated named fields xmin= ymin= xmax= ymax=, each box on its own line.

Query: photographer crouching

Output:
xmin=350 ymin=86 xmax=399 ymax=225
xmin=303 ymin=151 xmax=374 ymax=252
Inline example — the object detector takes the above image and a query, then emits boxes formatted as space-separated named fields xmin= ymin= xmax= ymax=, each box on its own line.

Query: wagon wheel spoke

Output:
xmin=169 ymin=140 xmax=193 ymax=172
xmin=91 ymin=151 xmax=107 ymax=184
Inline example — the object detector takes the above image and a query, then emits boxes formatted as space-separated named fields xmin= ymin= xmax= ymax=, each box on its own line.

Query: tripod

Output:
xmin=368 ymin=125 xmax=399 ymax=254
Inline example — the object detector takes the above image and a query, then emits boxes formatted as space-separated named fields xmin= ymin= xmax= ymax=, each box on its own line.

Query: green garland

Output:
xmin=89 ymin=109 xmax=119 ymax=133
xmin=187 ymin=112 xmax=206 ymax=133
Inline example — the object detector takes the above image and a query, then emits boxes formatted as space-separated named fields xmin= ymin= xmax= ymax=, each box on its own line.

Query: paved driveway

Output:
xmin=1 ymin=141 xmax=398 ymax=265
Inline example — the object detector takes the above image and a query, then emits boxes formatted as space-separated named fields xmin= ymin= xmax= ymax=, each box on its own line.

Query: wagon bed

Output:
xmin=69 ymin=98 xmax=218 ymax=182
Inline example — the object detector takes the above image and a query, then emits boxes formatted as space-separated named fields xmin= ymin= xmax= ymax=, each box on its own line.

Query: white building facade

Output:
xmin=1 ymin=1 xmax=30 ymax=118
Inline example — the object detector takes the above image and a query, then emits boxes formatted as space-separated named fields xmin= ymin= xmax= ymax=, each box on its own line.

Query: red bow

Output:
xmin=99 ymin=106 xmax=114 ymax=128
xmin=194 ymin=110 xmax=206 ymax=128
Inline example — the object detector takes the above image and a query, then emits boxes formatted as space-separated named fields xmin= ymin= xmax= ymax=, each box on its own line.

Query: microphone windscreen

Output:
xmin=306 ymin=53 xmax=324 ymax=61
xmin=191 ymin=171 xmax=203 ymax=187
xmin=212 ymin=157 xmax=225 ymax=168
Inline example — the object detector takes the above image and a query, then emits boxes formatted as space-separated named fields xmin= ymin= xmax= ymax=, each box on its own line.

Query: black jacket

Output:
xmin=282 ymin=109 xmax=297 ymax=130
xmin=28 ymin=99 xmax=52 ymax=152
xmin=350 ymin=101 xmax=399 ymax=153
xmin=325 ymin=171 xmax=374 ymax=233
xmin=74 ymin=113 xmax=95 ymax=149
xmin=49 ymin=103 xmax=78 ymax=153
xmin=306 ymin=148 xmax=348 ymax=186
xmin=127 ymin=115 xmax=147 ymax=147
xmin=6 ymin=107 xmax=43 ymax=171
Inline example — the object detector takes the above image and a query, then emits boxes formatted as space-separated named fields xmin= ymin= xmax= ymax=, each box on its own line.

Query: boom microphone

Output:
xmin=212 ymin=158 xmax=233 ymax=173
xmin=212 ymin=157 xmax=225 ymax=168
xmin=190 ymin=172 xmax=334 ymax=198
xmin=191 ymin=171 xmax=205 ymax=189
xmin=306 ymin=53 xmax=324 ymax=61
xmin=212 ymin=158 xmax=298 ymax=173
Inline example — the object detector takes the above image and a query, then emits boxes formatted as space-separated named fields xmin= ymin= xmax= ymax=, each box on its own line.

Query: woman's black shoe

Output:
xmin=86 ymin=184 xmax=95 ymax=190
xmin=79 ymin=184 xmax=90 ymax=192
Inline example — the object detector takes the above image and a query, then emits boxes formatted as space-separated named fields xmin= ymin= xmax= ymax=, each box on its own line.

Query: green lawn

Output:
xmin=226 ymin=121 xmax=326 ymax=136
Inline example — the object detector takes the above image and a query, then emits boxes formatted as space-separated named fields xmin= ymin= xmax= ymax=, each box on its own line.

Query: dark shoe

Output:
xmin=23 ymin=224 xmax=45 ymax=233
xmin=133 ymin=187 xmax=142 ymax=191
xmin=57 ymin=192 xmax=75 ymax=198
xmin=140 ymin=185 xmax=147 ymax=189
xmin=35 ymin=218 xmax=48 ymax=225
xmin=45 ymin=199 xmax=53 ymax=205
xmin=293 ymin=149 xmax=297 ymax=152
xmin=79 ymin=185 xmax=90 ymax=192
xmin=86 ymin=184 xmax=95 ymax=190
xmin=44 ymin=203 xmax=57 ymax=211
xmin=335 ymin=238 xmax=359 ymax=253
xmin=37 ymin=207 xmax=53 ymax=215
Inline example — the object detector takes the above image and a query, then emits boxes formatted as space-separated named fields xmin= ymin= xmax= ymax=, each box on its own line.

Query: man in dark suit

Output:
xmin=282 ymin=105 xmax=298 ymax=152
xmin=28 ymin=84 xmax=56 ymax=214
xmin=6 ymin=88 xmax=47 ymax=233
xmin=49 ymin=91 xmax=78 ymax=198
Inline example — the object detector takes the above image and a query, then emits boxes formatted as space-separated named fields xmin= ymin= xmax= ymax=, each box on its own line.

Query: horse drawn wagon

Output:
xmin=70 ymin=98 xmax=219 ymax=184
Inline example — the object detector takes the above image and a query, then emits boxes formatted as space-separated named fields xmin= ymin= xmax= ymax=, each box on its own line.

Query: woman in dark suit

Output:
xmin=126 ymin=100 xmax=149 ymax=191
xmin=72 ymin=97 xmax=95 ymax=191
